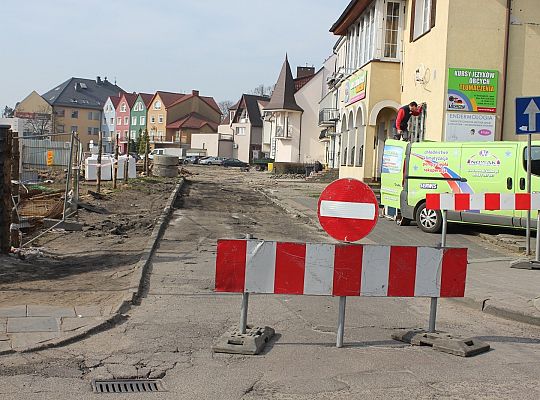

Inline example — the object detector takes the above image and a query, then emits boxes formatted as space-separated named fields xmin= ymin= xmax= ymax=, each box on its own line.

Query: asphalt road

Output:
xmin=0 ymin=169 xmax=538 ymax=399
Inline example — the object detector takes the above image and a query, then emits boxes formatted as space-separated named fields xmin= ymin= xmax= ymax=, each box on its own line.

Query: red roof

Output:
xmin=139 ymin=93 xmax=154 ymax=107
xmin=153 ymin=91 xmax=186 ymax=108
xmin=109 ymin=95 xmax=121 ymax=108
xmin=169 ymin=93 xmax=222 ymax=115
xmin=294 ymin=75 xmax=315 ymax=92
xmin=166 ymin=112 xmax=219 ymax=131
xmin=121 ymin=92 xmax=138 ymax=108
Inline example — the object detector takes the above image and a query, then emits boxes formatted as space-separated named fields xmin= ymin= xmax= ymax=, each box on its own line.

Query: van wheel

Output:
xmin=395 ymin=214 xmax=411 ymax=226
xmin=416 ymin=203 xmax=442 ymax=233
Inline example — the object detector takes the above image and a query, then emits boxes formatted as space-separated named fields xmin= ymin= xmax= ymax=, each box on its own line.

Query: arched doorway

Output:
xmin=348 ymin=111 xmax=354 ymax=166
xmin=340 ymin=114 xmax=348 ymax=166
xmin=354 ymin=108 xmax=365 ymax=167
xmin=369 ymin=101 xmax=400 ymax=180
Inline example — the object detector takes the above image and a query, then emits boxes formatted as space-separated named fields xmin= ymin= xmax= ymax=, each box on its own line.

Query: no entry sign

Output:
xmin=317 ymin=178 xmax=379 ymax=242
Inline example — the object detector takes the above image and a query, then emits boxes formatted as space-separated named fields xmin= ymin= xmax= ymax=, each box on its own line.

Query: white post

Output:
xmin=536 ymin=211 xmax=540 ymax=263
xmin=240 ymin=233 xmax=253 ymax=334
xmin=429 ymin=209 xmax=447 ymax=333
xmin=336 ymin=296 xmax=347 ymax=348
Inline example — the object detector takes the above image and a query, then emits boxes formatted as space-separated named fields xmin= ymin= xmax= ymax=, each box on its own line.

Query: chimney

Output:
xmin=296 ymin=66 xmax=315 ymax=79
xmin=96 ymin=76 xmax=102 ymax=85
xmin=192 ymin=90 xmax=199 ymax=96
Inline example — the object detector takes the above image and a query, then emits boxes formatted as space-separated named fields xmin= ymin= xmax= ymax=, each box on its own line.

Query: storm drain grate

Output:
xmin=92 ymin=379 xmax=164 ymax=393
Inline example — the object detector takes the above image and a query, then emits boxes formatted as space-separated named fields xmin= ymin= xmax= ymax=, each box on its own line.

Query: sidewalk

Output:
xmin=261 ymin=181 xmax=540 ymax=326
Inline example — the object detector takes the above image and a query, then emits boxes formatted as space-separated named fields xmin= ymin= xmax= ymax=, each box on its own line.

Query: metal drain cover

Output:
xmin=92 ymin=379 xmax=164 ymax=393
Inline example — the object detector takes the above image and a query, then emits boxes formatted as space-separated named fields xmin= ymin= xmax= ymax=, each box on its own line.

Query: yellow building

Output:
xmin=146 ymin=90 xmax=221 ymax=148
xmin=328 ymin=0 xmax=540 ymax=182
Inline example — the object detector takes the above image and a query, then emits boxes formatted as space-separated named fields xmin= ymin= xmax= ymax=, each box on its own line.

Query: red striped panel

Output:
xmin=215 ymin=240 xmax=247 ymax=292
xmin=439 ymin=248 xmax=468 ymax=297
xmin=332 ymin=244 xmax=363 ymax=296
xmin=387 ymin=246 xmax=417 ymax=297
xmin=454 ymin=193 xmax=470 ymax=211
xmin=426 ymin=194 xmax=440 ymax=210
xmin=515 ymin=193 xmax=531 ymax=210
xmin=484 ymin=193 xmax=500 ymax=210
xmin=274 ymin=242 xmax=306 ymax=294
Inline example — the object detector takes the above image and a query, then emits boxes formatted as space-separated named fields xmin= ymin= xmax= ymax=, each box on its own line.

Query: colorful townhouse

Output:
xmin=217 ymin=94 xmax=270 ymax=162
xmin=130 ymin=93 xmax=154 ymax=146
xmin=102 ymin=95 xmax=121 ymax=153
xmin=325 ymin=0 xmax=540 ymax=182
xmin=115 ymin=92 xmax=138 ymax=154
xmin=146 ymin=90 xmax=221 ymax=149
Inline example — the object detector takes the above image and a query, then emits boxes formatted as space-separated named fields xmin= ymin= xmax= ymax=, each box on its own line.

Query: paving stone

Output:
xmin=0 ymin=305 xmax=27 ymax=317
xmin=61 ymin=316 xmax=103 ymax=332
xmin=7 ymin=317 xmax=60 ymax=333
xmin=9 ymin=332 xmax=60 ymax=350
xmin=0 ymin=340 xmax=12 ymax=353
xmin=27 ymin=305 xmax=76 ymax=317
xmin=0 ymin=317 xmax=6 ymax=333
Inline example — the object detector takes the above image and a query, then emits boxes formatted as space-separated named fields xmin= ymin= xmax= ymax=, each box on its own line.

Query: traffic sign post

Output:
xmin=516 ymin=97 xmax=540 ymax=256
xmin=317 ymin=178 xmax=379 ymax=346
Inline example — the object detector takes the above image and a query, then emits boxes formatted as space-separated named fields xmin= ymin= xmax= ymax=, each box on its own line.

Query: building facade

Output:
xmin=115 ymin=93 xmax=138 ymax=153
xmin=102 ymin=95 xmax=121 ymax=152
xmin=130 ymin=93 xmax=153 ymax=146
xmin=329 ymin=0 xmax=540 ymax=182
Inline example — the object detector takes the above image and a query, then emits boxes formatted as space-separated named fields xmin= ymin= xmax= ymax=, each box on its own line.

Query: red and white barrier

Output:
xmin=426 ymin=193 xmax=540 ymax=211
xmin=215 ymin=240 xmax=468 ymax=298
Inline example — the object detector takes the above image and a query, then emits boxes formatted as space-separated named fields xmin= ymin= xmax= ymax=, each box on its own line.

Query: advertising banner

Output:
xmin=447 ymin=68 xmax=498 ymax=113
xmin=445 ymin=112 xmax=496 ymax=142
xmin=344 ymin=70 xmax=367 ymax=106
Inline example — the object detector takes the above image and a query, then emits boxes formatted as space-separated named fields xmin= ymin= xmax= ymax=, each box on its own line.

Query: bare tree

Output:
xmin=2 ymin=106 xmax=14 ymax=118
xmin=22 ymin=106 xmax=52 ymax=136
xmin=250 ymin=84 xmax=273 ymax=97
xmin=218 ymin=100 xmax=234 ymax=121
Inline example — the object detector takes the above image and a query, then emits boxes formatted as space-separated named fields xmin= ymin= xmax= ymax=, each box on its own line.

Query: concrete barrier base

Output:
xmin=212 ymin=325 xmax=274 ymax=355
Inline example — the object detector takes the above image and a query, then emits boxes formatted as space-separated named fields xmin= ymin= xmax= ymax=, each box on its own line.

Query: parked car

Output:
xmin=183 ymin=156 xmax=201 ymax=164
xmin=148 ymin=148 xmax=184 ymax=162
xmin=223 ymin=158 xmax=249 ymax=168
xmin=199 ymin=156 xmax=225 ymax=165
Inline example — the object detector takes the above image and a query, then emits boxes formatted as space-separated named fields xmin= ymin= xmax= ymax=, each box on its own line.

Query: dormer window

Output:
xmin=154 ymin=100 xmax=162 ymax=110
xmin=121 ymin=103 xmax=127 ymax=112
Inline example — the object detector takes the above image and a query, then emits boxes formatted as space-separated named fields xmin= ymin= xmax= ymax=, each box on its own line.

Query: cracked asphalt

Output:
xmin=0 ymin=167 xmax=539 ymax=399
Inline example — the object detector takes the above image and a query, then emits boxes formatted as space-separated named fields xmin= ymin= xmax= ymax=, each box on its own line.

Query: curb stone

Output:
xmin=15 ymin=178 xmax=185 ymax=353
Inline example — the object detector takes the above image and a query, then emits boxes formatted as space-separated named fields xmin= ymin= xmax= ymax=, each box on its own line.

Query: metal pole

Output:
xmin=526 ymin=135 xmax=532 ymax=255
xmin=113 ymin=132 xmax=119 ymax=189
xmin=428 ymin=209 xmax=447 ymax=333
xmin=240 ymin=293 xmax=249 ymax=334
xmin=534 ymin=210 xmax=540 ymax=262
xmin=336 ymin=296 xmax=347 ymax=348
xmin=96 ymin=131 xmax=103 ymax=193
xmin=124 ymin=129 xmax=131 ymax=183
xmin=63 ymin=132 xmax=75 ymax=221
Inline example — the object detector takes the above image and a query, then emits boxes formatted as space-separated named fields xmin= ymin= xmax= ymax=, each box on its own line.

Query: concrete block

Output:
xmin=0 ymin=317 xmax=7 ymax=334
xmin=510 ymin=258 xmax=540 ymax=270
xmin=27 ymin=305 xmax=76 ymax=318
xmin=7 ymin=317 xmax=60 ymax=333
xmin=213 ymin=325 xmax=275 ymax=355
xmin=0 ymin=340 xmax=11 ymax=353
xmin=392 ymin=329 xmax=490 ymax=357
xmin=43 ymin=219 xmax=83 ymax=231
xmin=0 ymin=305 xmax=27 ymax=317
xmin=9 ymin=332 xmax=60 ymax=350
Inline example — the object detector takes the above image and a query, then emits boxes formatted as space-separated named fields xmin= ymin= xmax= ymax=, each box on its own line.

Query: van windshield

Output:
xmin=523 ymin=146 xmax=540 ymax=176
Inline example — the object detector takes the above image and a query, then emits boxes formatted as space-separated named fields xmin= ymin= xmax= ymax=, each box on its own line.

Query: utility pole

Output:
xmin=96 ymin=130 xmax=103 ymax=193
xmin=0 ymin=125 xmax=13 ymax=254
xmin=113 ymin=131 xmax=119 ymax=189
xmin=10 ymin=132 xmax=20 ymax=248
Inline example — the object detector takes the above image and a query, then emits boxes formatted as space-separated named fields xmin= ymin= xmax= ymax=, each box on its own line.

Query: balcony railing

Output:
xmin=318 ymin=108 xmax=339 ymax=127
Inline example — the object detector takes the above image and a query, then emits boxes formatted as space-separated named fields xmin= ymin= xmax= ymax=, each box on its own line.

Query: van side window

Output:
xmin=523 ymin=146 xmax=540 ymax=176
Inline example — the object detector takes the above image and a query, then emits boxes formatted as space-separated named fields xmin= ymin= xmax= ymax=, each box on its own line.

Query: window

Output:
xmin=110 ymin=118 xmax=114 ymax=124
xmin=131 ymin=130 xmax=136 ymax=136
xmin=158 ymin=114 xmax=163 ymax=123
xmin=411 ymin=0 xmax=435 ymax=41
xmin=151 ymin=116 xmax=155 ymax=123
xmin=88 ymin=111 xmax=93 ymax=120
xmin=93 ymin=128 xmax=99 ymax=135
xmin=525 ymin=147 xmax=540 ymax=177
xmin=57 ymin=124 xmax=65 ymax=133
xmin=236 ymin=127 xmax=246 ymax=136
xmin=346 ymin=5 xmax=377 ymax=70
xmin=132 ymin=116 xmax=137 ymax=125
xmin=140 ymin=116 xmax=145 ymax=125
xmin=56 ymin=109 xmax=65 ymax=117
xmin=87 ymin=127 xmax=92 ymax=134
xmin=124 ymin=116 xmax=129 ymax=125
xmin=384 ymin=1 xmax=401 ymax=58
xmin=94 ymin=112 xmax=100 ymax=120
xmin=121 ymin=103 xmax=126 ymax=112
xmin=71 ymin=110 xmax=78 ymax=118
xmin=70 ymin=125 xmax=78 ymax=133
xmin=154 ymin=100 xmax=161 ymax=110
xmin=117 ymin=117 xmax=122 ymax=125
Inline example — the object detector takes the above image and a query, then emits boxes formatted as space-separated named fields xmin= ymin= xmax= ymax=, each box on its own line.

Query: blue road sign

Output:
xmin=516 ymin=97 xmax=540 ymax=135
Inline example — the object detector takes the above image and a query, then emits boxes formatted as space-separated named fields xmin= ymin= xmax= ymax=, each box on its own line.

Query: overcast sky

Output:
xmin=2 ymin=0 xmax=350 ymax=109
